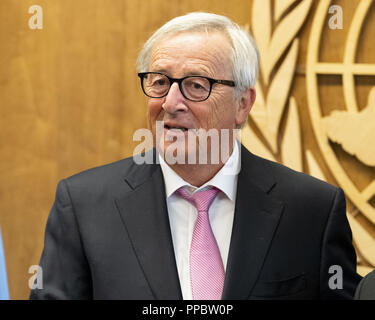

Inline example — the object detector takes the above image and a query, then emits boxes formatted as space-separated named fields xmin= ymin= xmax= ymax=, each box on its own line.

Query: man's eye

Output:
xmin=153 ymin=79 xmax=167 ymax=86
xmin=186 ymin=79 xmax=208 ymax=91
xmin=192 ymin=82 xmax=204 ymax=89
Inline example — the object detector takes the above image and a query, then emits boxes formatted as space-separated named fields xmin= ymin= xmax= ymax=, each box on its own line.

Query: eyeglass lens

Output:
xmin=143 ymin=73 xmax=211 ymax=101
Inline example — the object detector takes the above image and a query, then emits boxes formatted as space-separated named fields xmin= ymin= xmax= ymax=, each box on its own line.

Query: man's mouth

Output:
xmin=164 ymin=125 xmax=188 ymax=132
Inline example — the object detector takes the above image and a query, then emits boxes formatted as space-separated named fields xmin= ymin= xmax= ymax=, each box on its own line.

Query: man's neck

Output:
xmin=168 ymin=163 xmax=225 ymax=187
xmin=159 ymin=142 xmax=237 ymax=187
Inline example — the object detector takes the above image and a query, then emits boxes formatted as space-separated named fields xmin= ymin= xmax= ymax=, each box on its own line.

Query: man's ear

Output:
xmin=235 ymin=87 xmax=256 ymax=127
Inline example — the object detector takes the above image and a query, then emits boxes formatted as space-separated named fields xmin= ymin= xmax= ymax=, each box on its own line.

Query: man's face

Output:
xmin=147 ymin=31 xmax=245 ymax=163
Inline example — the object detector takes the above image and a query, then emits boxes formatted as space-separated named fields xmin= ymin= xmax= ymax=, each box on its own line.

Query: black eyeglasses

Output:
xmin=138 ymin=72 xmax=236 ymax=102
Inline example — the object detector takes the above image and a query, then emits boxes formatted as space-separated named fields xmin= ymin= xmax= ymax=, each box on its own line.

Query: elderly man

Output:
xmin=30 ymin=12 xmax=361 ymax=300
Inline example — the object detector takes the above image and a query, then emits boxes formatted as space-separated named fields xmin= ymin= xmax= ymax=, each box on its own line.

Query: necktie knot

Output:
xmin=176 ymin=187 xmax=220 ymax=213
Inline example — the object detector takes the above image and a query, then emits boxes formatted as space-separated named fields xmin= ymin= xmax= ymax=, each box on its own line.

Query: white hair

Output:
xmin=136 ymin=12 xmax=259 ymax=98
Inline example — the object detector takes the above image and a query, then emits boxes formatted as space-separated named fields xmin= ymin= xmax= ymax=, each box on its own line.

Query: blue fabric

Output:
xmin=0 ymin=227 xmax=9 ymax=300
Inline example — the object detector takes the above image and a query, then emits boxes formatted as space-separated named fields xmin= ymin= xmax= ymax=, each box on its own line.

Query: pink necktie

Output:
xmin=176 ymin=187 xmax=225 ymax=300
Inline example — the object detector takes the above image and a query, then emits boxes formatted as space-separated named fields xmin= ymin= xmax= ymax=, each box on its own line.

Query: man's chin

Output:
xmin=158 ymin=141 xmax=191 ymax=166
xmin=159 ymin=143 xmax=224 ymax=166
xmin=154 ymin=125 xmax=236 ymax=165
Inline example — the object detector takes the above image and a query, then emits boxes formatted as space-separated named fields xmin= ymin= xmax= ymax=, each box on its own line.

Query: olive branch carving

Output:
xmin=242 ymin=0 xmax=374 ymax=276
xmin=244 ymin=0 xmax=312 ymax=159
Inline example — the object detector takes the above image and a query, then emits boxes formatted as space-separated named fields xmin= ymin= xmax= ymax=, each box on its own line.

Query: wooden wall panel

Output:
xmin=0 ymin=0 xmax=374 ymax=299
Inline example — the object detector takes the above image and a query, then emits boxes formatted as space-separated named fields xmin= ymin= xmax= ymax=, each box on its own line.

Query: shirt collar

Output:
xmin=159 ymin=140 xmax=240 ymax=201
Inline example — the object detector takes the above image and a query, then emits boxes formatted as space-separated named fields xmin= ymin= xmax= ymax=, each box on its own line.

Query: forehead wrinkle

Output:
xmin=151 ymin=58 xmax=213 ymax=77
xmin=150 ymin=32 xmax=232 ymax=79
xmin=150 ymin=49 xmax=218 ymax=77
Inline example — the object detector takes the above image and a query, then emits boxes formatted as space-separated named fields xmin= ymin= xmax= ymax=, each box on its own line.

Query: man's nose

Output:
xmin=162 ymin=82 xmax=188 ymax=113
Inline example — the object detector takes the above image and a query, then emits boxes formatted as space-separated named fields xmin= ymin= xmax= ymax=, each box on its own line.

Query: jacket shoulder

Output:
xmin=65 ymin=156 xmax=135 ymax=187
xmin=60 ymin=149 xmax=159 ymax=199
xmin=241 ymin=145 xmax=338 ymax=195
xmin=241 ymin=146 xmax=340 ymax=209
xmin=266 ymin=157 xmax=337 ymax=193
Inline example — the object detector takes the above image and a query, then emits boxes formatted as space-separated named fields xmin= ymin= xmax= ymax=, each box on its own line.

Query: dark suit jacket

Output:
xmin=30 ymin=145 xmax=361 ymax=299
xmin=354 ymin=269 xmax=375 ymax=300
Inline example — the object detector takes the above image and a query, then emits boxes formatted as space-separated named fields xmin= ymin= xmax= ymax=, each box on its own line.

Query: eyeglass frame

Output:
xmin=137 ymin=72 xmax=236 ymax=102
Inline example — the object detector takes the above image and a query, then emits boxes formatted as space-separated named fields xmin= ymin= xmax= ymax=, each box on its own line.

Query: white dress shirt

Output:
xmin=158 ymin=141 xmax=240 ymax=300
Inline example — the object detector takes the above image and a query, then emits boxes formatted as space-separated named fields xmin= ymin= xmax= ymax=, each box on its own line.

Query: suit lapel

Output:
xmin=114 ymin=153 xmax=182 ymax=300
xmin=222 ymin=146 xmax=285 ymax=299
xmin=114 ymin=147 xmax=284 ymax=300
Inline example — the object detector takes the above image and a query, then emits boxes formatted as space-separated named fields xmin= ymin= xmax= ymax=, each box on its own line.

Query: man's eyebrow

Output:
xmin=150 ymin=68 xmax=168 ymax=73
xmin=185 ymin=71 xmax=209 ymax=77
xmin=150 ymin=69 xmax=210 ymax=78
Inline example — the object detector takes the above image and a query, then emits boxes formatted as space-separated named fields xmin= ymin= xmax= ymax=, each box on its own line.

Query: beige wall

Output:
xmin=0 ymin=0 xmax=374 ymax=299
